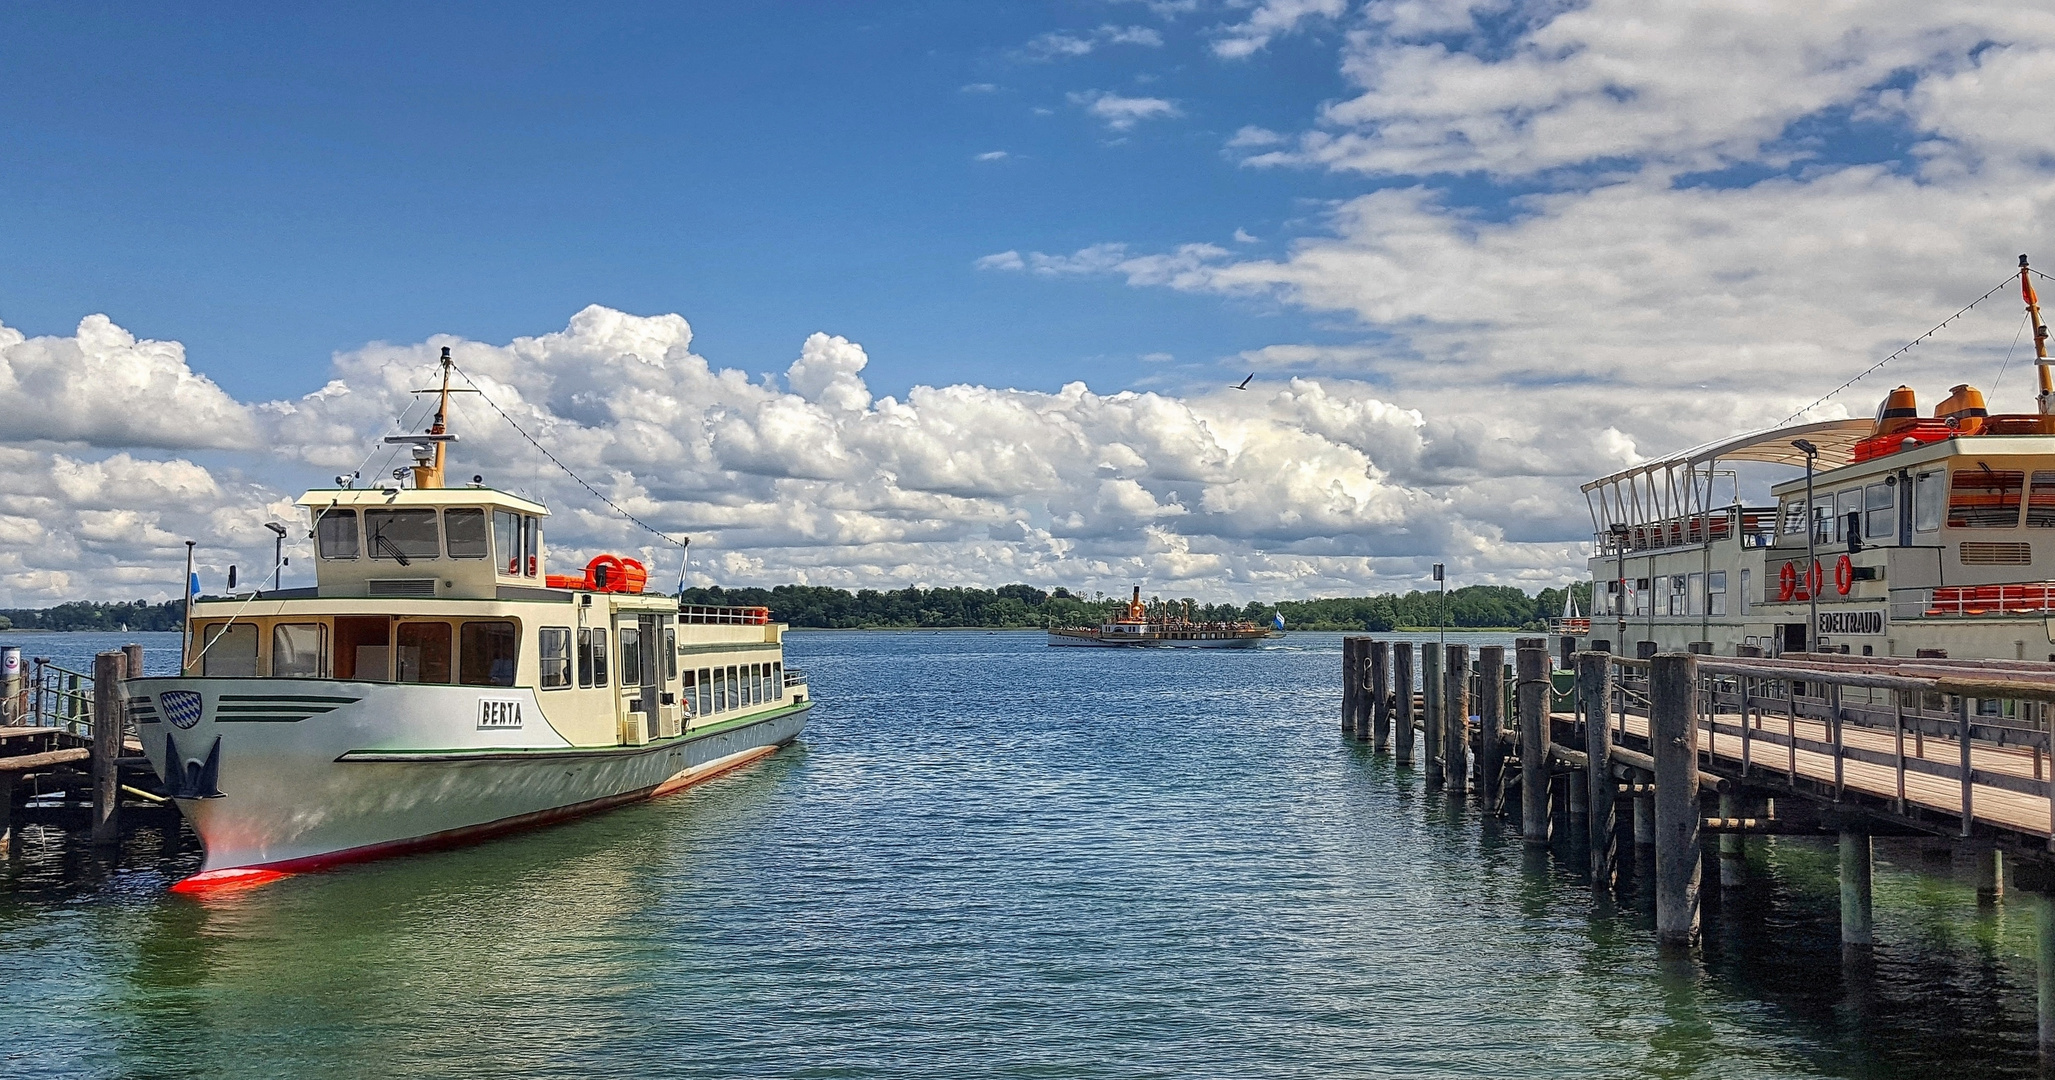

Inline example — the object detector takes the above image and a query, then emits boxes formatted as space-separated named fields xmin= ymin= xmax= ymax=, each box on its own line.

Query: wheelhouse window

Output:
xmin=201 ymin=623 xmax=258 ymax=677
xmin=523 ymin=516 xmax=539 ymax=576
xmin=1948 ymin=467 xmax=2025 ymax=528
xmin=460 ymin=621 xmax=519 ymax=687
xmin=366 ymin=509 xmax=440 ymax=561
xmin=540 ymin=627 xmax=571 ymax=689
xmin=445 ymin=508 xmax=490 ymax=558
xmin=1864 ymin=483 xmax=1894 ymax=538
xmin=494 ymin=510 xmax=522 ymax=575
xmin=577 ymin=628 xmax=608 ymax=687
xmin=316 ymin=508 xmax=361 ymax=559
xmin=2028 ymin=472 xmax=2055 ymax=528
xmin=271 ymin=623 xmax=328 ymax=678
xmin=395 ymin=622 xmax=452 ymax=684
xmin=1835 ymin=489 xmax=1862 ymax=542
xmin=1914 ymin=471 xmax=1945 ymax=532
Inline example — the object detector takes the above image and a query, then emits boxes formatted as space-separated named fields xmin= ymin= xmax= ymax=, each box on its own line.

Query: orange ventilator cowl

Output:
xmin=1875 ymin=386 xmax=1920 ymax=435
xmin=1938 ymin=383 xmax=1989 ymax=435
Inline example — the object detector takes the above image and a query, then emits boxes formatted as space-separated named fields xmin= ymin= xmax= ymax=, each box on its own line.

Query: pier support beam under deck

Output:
xmin=1719 ymin=791 xmax=1746 ymax=888
xmin=1971 ymin=847 xmax=2002 ymax=906
xmin=90 ymin=650 xmax=123 ymax=847
xmin=1393 ymin=643 xmax=1415 ymax=768
xmin=1444 ymin=644 xmax=1469 ymax=796
xmin=1517 ymin=642 xmax=1549 ymax=844
xmin=1652 ymin=652 xmax=1702 ymax=950
xmin=1840 ymin=830 xmax=1874 ymax=954
xmin=1370 ymin=640 xmax=1391 ymax=751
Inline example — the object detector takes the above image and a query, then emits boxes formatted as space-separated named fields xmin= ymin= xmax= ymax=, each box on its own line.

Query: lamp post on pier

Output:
xmin=1793 ymin=438 xmax=1820 ymax=654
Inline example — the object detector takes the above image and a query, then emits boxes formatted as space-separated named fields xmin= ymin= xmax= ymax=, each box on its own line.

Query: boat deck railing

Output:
xmin=679 ymin=605 xmax=772 ymax=626
xmin=1891 ymin=582 xmax=2055 ymax=620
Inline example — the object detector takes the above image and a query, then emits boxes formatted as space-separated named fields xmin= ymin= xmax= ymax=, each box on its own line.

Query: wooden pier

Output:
xmin=1338 ymin=635 xmax=2055 ymax=1057
xmin=0 ymin=646 xmax=168 ymax=853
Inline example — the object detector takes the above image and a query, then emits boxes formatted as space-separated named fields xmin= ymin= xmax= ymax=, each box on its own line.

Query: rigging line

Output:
xmin=351 ymin=394 xmax=430 ymax=482
xmin=445 ymin=360 xmax=688 ymax=550
xmin=1781 ymin=273 xmax=2017 ymax=424
xmin=1990 ymin=311 xmax=2031 ymax=397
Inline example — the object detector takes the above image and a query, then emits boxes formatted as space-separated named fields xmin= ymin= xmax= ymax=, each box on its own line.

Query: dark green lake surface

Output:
xmin=0 ymin=630 xmax=2046 ymax=1077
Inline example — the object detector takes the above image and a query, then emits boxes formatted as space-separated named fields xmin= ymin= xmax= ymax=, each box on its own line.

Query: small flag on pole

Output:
xmin=1272 ymin=611 xmax=1285 ymax=630
xmin=189 ymin=572 xmax=201 ymax=599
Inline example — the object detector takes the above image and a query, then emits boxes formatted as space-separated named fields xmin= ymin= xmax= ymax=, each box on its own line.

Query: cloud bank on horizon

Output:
xmin=5 ymin=0 xmax=2055 ymax=606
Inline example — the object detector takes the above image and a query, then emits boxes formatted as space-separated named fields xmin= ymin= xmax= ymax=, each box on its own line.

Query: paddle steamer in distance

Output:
xmin=133 ymin=350 xmax=811 ymax=892
xmin=1048 ymin=586 xmax=1281 ymax=648
xmin=1561 ymin=256 xmax=2055 ymax=663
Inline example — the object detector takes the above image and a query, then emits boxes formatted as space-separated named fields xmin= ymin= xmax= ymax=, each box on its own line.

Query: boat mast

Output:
xmin=416 ymin=348 xmax=455 ymax=489
xmin=2024 ymin=255 xmax=2052 ymax=414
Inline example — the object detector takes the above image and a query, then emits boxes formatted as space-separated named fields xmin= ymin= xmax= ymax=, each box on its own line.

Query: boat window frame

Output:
xmin=394 ymin=620 xmax=454 ymax=684
xmin=539 ymin=626 xmax=572 ymax=690
xmin=444 ymin=507 xmax=491 ymax=559
xmin=365 ymin=508 xmax=443 ymax=562
xmin=459 ymin=620 xmax=520 ymax=688
xmin=2029 ymin=471 xmax=2055 ymax=528
xmin=1913 ymin=470 xmax=1946 ymax=532
xmin=1947 ymin=465 xmax=2026 ymax=529
xmin=270 ymin=622 xmax=329 ymax=679
xmin=315 ymin=507 xmax=361 ymax=560
xmin=1864 ymin=482 xmax=1894 ymax=539
xmin=201 ymin=622 xmax=260 ymax=677
xmin=494 ymin=510 xmax=523 ymax=577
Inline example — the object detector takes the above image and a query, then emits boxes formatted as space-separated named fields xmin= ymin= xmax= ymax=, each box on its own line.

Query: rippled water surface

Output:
xmin=1 ymin=629 xmax=2048 ymax=1077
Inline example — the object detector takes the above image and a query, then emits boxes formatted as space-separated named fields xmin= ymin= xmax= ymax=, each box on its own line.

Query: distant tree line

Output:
xmin=680 ymin=582 xmax=1593 ymax=632
xmin=0 ymin=582 xmax=1596 ymax=634
xmin=0 ymin=600 xmax=187 ymax=633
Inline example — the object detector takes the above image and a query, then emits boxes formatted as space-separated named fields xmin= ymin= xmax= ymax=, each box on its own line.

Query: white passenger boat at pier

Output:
xmin=134 ymin=351 xmax=811 ymax=892
xmin=1563 ymin=257 xmax=2055 ymax=664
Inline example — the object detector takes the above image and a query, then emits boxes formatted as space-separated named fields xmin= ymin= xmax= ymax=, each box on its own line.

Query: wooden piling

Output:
xmin=1394 ymin=643 xmax=1416 ymax=767
xmin=1423 ymin=645 xmax=1443 ymax=786
xmin=1517 ymin=643 xmax=1549 ymax=843
xmin=1652 ymin=652 xmax=1701 ymax=949
xmin=1973 ymin=848 xmax=2002 ymax=906
xmin=90 ymin=650 xmax=124 ymax=846
xmin=1444 ymin=644 xmax=1468 ymax=796
xmin=124 ymin=642 xmax=144 ymax=680
xmin=1633 ymin=768 xmax=1655 ymax=852
xmin=1369 ymin=640 xmax=1391 ymax=751
xmin=1579 ymin=651 xmax=1615 ymax=885
xmin=1840 ymin=829 xmax=1873 ymax=952
xmin=2038 ymin=894 xmax=2055 ymax=1057
xmin=1718 ymin=791 xmax=1746 ymax=887
xmin=1479 ymin=645 xmax=1505 ymax=808
xmin=0 ymin=771 xmax=11 ymax=854
xmin=1353 ymin=639 xmax=1373 ymax=741
xmin=1341 ymin=637 xmax=1360 ymax=739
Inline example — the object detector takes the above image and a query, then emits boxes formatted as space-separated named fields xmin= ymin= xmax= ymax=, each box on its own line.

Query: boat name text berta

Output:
xmin=478 ymin=699 xmax=525 ymax=729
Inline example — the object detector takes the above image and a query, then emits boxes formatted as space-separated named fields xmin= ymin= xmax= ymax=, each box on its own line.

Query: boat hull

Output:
xmin=1046 ymin=630 xmax=1271 ymax=648
xmin=129 ymin=677 xmax=809 ymax=878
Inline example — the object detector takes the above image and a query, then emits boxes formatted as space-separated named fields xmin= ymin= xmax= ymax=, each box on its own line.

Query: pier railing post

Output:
xmin=1394 ymin=644 xmax=1416 ymax=767
xmin=1517 ymin=642 xmax=1549 ymax=843
xmin=1652 ymin=652 xmax=1701 ymax=949
xmin=1444 ymin=644 xmax=1469 ymax=796
xmin=1423 ymin=645 xmax=1443 ymax=786
xmin=1479 ymin=645 xmax=1505 ymax=809
xmin=1579 ymin=651 xmax=1616 ymax=886
xmin=1370 ymin=640 xmax=1391 ymax=751
xmin=91 ymin=650 xmax=124 ymax=846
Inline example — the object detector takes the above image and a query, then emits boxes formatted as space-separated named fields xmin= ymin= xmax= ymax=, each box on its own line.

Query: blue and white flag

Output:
xmin=189 ymin=572 xmax=201 ymax=599
xmin=1272 ymin=611 xmax=1285 ymax=630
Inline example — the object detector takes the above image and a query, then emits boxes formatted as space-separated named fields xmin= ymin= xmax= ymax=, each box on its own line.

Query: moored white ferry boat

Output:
xmin=1048 ymin=586 xmax=1279 ymax=648
xmin=134 ymin=352 xmax=811 ymax=891
xmin=1563 ymin=257 xmax=2055 ymax=664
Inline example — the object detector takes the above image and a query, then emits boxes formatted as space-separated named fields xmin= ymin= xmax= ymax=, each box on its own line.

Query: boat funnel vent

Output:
xmin=368 ymin=578 xmax=439 ymax=597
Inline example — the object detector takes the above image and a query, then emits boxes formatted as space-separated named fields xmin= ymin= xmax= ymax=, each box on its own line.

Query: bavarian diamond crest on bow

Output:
xmin=160 ymin=690 xmax=204 ymax=730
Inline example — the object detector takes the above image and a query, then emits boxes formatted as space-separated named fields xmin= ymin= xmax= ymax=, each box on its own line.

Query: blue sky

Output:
xmin=2 ymin=1 xmax=2053 ymax=603
xmin=0 ymin=2 xmax=1371 ymax=402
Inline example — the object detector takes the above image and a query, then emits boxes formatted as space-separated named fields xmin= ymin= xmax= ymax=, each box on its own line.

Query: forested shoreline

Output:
xmin=0 ymin=583 xmax=1592 ymax=634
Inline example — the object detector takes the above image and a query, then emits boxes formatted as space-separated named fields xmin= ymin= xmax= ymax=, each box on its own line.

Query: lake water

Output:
xmin=0 ymin=629 xmax=2046 ymax=1077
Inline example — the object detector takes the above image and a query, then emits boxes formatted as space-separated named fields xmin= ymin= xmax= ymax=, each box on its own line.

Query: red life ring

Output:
xmin=1778 ymin=562 xmax=1798 ymax=601
xmin=1806 ymin=559 xmax=1825 ymax=598
xmin=1835 ymin=555 xmax=1854 ymax=595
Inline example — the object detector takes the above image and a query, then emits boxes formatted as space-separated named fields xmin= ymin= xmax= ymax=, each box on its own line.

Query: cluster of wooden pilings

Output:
xmin=0 ymin=646 xmax=161 ymax=853
xmin=1340 ymin=636 xmax=2055 ymax=1057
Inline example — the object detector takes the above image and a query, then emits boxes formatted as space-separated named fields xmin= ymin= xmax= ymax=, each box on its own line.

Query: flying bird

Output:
xmin=1231 ymin=373 xmax=1253 ymax=390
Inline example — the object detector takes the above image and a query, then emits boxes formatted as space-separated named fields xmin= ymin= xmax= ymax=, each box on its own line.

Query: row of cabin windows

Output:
xmin=537 ymin=625 xmax=682 ymax=690
xmin=681 ymin=662 xmax=782 ymax=718
xmin=1777 ymin=469 xmax=2055 ymax=539
xmin=316 ymin=507 xmax=541 ymax=576
xmin=1601 ymin=571 xmax=1728 ymax=617
xmin=201 ymin=619 xmax=518 ymax=686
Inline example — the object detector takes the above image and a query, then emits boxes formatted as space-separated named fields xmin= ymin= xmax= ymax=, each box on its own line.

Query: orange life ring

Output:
xmin=1834 ymin=555 xmax=1854 ymax=595
xmin=1778 ymin=562 xmax=1797 ymax=602
xmin=1806 ymin=559 xmax=1825 ymax=598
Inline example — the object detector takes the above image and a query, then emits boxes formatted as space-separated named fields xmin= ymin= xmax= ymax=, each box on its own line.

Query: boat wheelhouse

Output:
xmin=132 ymin=350 xmax=810 ymax=891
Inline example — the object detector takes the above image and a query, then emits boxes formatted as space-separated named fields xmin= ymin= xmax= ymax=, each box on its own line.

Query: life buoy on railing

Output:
xmin=1835 ymin=554 xmax=1854 ymax=595
xmin=1778 ymin=561 xmax=1798 ymax=602
xmin=1806 ymin=559 xmax=1825 ymax=599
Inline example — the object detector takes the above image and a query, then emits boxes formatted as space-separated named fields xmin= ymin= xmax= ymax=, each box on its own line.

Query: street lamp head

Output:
xmin=1791 ymin=438 xmax=1819 ymax=457
xmin=1607 ymin=522 xmax=1629 ymax=536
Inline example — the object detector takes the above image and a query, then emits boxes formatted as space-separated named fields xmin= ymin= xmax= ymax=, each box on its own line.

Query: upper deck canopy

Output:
xmin=1580 ymin=418 xmax=1872 ymax=495
xmin=293 ymin=486 xmax=550 ymax=516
